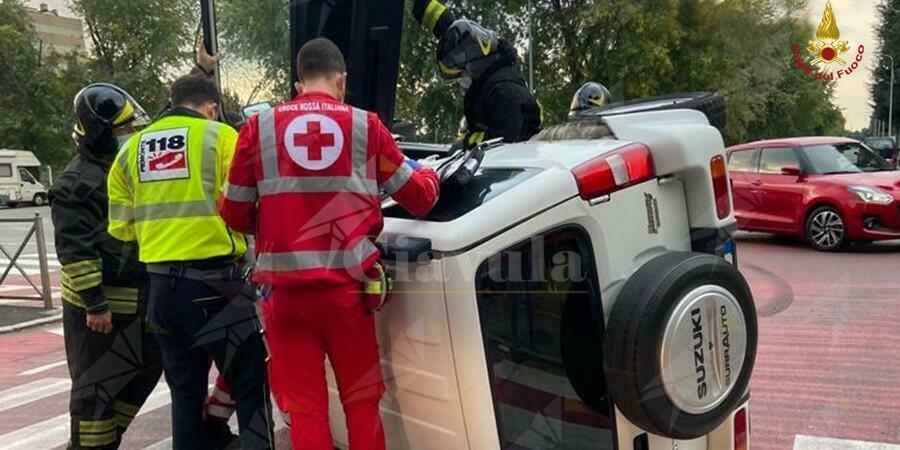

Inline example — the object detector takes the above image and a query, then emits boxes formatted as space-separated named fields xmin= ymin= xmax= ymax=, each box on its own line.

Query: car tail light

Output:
xmin=734 ymin=407 xmax=748 ymax=450
xmin=572 ymin=143 xmax=656 ymax=200
xmin=711 ymin=155 xmax=731 ymax=219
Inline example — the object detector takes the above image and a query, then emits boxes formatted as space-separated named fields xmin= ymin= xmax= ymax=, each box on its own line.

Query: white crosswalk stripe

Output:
xmin=0 ymin=383 xmax=171 ymax=450
xmin=0 ymin=378 xmax=71 ymax=413
xmin=0 ymin=360 xmax=287 ymax=450
xmin=0 ymin=253 xmax=59 ymax=277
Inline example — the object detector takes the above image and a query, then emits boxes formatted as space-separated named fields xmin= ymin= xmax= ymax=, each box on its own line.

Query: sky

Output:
xmin=805 ymin=0 xmax=882 ymax=131
xmin=25 ymin=0 xmax=885 ymax=130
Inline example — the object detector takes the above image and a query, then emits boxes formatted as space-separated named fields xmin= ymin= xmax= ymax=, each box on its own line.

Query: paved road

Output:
xmin=1 ymin=203 xmax=898 ymax=449
xmin=738 ymin=233 xmax=900 ymax=450
xmin=0 ymin=206 xmax=58 ymax=308
xmin=0 ymin=206 xmax=56 ymax=274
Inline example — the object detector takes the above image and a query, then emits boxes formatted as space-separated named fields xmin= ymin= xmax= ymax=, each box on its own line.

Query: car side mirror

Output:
xmin=781 ymin=165 xmax=802 ymax=176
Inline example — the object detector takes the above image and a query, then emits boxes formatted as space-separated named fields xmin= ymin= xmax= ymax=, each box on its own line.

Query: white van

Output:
xmin=0 ymin=150 xmax=49 ymax=207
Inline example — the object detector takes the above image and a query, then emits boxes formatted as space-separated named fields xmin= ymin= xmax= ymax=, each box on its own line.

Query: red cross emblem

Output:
xmin=285 ymin=114 xmax=344 ymax=170
xmin=293 ymin=121 xmax=335 ymax=161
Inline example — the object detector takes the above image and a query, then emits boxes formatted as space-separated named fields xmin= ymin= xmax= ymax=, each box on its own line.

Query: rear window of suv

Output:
xmin=383 ymin=168 xmax=540 ymax=222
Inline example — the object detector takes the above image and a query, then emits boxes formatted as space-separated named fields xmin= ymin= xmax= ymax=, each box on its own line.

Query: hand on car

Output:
xmin=196 ymin=38 xmax=221 ymax=73
xmin=86 ymin=311 xmax=113 ymax=334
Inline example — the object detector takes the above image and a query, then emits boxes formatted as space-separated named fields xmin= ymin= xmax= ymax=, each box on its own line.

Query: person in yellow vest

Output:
xmin=107 ymin=73 xmax=274 ymax=449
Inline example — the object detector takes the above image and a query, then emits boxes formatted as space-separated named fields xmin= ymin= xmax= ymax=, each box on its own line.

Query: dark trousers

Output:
xmin=64 ymin=303 xmax=163 ymax=450
xmin=148 ymin=274 xmax=273 ymax=450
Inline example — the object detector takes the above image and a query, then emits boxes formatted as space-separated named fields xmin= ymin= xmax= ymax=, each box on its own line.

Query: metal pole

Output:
xmin=527 ymin=0 xmax=534 ymax=93
xmin=887 ymin=55 xmax=894 ymax=138
xmin=34 ymin=214 xmax=52 ymax=309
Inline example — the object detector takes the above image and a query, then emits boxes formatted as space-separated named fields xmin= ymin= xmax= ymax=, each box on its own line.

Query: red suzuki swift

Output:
xmin=727 ymin=137 xmax=900 ymax=251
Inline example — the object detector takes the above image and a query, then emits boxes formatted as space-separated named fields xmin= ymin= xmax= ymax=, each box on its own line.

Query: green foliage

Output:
xmin=870 ymin=0 xmax=899 ymax=137
xmin=395 ymin=0 xmax=845 ymax=144
xmin=0 ymin=0 xmax=82 ymax=170
xmin=1 ymin=0 xmax=852 ymax=172
xmin=0 ymin=0 xmax=195 ymax=171
xmin=70 ymin=0 xmax=195 ymax=112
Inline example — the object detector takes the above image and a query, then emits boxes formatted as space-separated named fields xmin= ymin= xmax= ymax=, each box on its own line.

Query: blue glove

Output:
xmin=405 ymin=158 xmax=424 ymax=171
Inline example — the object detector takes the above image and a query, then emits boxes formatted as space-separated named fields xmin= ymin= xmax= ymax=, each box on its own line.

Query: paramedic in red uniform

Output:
xmin=219 ymin=38 xmax=440 ymax=450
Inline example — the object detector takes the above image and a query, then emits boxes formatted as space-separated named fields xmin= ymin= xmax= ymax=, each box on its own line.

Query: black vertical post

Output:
xmin=200 ymin=0 xmax=226 ymax=121
xmin=288 ymin=0 xmax=404 ymax=125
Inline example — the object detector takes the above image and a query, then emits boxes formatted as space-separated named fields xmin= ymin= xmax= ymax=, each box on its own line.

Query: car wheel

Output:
xmin=806 ymin=206 xmax=846 ymax=251
xmin=576 ymin=92 xmax=727 ymax=133
xmin=604 ymin=252 xmax=757 ymax=439
xmin=32 ymin=194 xmax=46 ymax=206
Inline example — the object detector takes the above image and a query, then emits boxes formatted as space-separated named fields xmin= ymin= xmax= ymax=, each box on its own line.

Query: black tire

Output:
xmin=805 ymin=206 xmax=847 ymax=251
xmin=578 ymin=92 xmax=727 ymax=133
xmin=32 ymin=194 xmax=46 ymax=206
xmin=604 ymin=252 xmax=757 ymax=439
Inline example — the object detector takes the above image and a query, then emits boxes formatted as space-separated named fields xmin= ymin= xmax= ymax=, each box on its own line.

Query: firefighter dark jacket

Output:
xmin=463 ymin=39 xmax=541 ymax=146
xmin=50 ymin=144 xmax=145 ymax=315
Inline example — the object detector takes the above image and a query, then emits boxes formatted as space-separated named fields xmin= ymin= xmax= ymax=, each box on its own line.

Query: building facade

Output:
xmin=26 ymin=3 xmax=83 ymax=55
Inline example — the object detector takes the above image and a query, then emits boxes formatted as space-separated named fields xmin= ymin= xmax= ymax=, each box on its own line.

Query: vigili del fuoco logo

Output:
xmin=792 ymin=1 xmax=865 ymax=81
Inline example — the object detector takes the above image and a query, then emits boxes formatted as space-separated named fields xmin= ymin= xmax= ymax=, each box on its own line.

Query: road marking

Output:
xmin=0 ymin=383 xmax=171 ymax=450
xmin=46 ymin=326 xmax=64 ymax=336
xmin=794 ymin=435 xmax=900 ymax=450
xmin=0 ymin=378 xmax=71 ymax=413
xmin=18 ymin=360 xmax=67 ymax=376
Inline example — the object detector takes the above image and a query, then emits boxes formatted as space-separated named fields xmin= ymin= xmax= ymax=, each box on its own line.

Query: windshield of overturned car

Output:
xmin=383 ymin=168 xmax=540 ymax=222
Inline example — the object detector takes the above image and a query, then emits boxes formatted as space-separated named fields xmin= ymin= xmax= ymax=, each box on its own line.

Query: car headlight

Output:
xmin=848 ymin=186 xmax=894 ymax=205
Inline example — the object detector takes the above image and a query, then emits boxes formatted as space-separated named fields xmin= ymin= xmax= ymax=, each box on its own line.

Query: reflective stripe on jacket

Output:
xmin=108 ymin=108 xmax=247 ymax=263
xmin=50 ymin=150 xmax=146 ymax=315
xmin=219 ymin=92 xmax=439 ymax=285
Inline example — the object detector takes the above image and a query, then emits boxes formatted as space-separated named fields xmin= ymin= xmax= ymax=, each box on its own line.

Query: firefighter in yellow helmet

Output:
xmin=413 ymin=0 xmax=541 ymax=148
xmin=50 ymin=83 xmax=163 ymax=449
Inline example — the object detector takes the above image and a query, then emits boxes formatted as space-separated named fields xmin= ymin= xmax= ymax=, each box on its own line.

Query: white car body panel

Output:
xmin=326 ymin=110 xmax=744 ymax=449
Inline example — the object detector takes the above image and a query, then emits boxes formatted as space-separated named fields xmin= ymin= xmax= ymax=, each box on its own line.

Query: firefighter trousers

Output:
xmin=148 ymin=274 xmax=273 ymax=450
xmin=63 ymin=302 xmax=163 ymax=450
xmin=261 ymin=282 xmax=386 ymax=450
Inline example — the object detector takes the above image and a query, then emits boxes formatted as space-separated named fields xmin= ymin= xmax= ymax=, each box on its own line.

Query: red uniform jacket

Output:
xmin=220 ymin=92 xmax=439 ymax=285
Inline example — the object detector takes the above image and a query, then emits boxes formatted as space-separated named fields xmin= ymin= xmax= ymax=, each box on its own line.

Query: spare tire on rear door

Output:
xmin=578 ymin=92 xmax=727 ymax=132
xmin=604 ymin=252 xmax=757 ymax=439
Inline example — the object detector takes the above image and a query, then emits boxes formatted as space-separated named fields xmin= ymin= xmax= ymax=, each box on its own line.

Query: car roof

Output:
xmin=726 ymin=136 xmax=858 ymax=152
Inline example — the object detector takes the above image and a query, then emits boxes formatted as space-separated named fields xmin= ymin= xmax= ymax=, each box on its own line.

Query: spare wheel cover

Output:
xmin=660 ymin=284 xmax=748 ymax=414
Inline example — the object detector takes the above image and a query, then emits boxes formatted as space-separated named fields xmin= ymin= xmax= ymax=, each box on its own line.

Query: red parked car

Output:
xmin=727 ymin=137 xmax=900 ymax=251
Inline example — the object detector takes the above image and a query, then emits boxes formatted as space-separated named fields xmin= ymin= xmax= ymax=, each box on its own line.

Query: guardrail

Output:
xmin=0 ymin=213 xmax=53 ymax=308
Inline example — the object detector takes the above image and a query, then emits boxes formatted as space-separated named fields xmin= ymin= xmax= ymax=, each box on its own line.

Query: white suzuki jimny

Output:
xmin=327 ymin=94 xmax=757 ymax=450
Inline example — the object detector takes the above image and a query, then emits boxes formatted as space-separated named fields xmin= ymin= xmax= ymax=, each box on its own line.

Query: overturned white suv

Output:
xmin=328 ymin=94 xmax=758 ymax=450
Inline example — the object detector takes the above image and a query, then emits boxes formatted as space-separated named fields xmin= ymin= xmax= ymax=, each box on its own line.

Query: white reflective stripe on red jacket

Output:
xmin=224 ymin=183 xmax=258 ymax=202
xmin=256 ymin=106 xmax=375 ymax=194
xmin=381 ymin=161 xmax=414 ymax=195
xmin=256 ymin=239 xmax=379 ymax=272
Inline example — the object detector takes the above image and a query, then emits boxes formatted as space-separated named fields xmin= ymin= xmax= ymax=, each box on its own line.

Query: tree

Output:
xmin=70 ymin=0 xmax=195 ymax=112
xmin=870 ymin=0 xmax=899 ymax=138
xmin=0 ymin=0 xmax=89 ymax=170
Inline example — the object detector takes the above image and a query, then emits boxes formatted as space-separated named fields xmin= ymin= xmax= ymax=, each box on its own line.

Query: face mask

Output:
xmin=116 ymin=133 xmax=134 ymax=149
xmin=457 ymin=75 xmax=473 ymax=90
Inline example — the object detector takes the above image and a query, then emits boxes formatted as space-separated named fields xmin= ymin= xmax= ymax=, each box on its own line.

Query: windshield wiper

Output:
xmin=821 ymin=170 xmax=860 ymax=175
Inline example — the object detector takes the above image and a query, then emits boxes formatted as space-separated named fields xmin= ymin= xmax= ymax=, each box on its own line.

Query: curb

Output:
xmin=0 ymin=312 xmax=63 ymax=335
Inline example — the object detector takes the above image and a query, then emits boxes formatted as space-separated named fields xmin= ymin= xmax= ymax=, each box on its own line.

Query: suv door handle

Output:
xmin=750 ymin=180 xmax=763 ymax=187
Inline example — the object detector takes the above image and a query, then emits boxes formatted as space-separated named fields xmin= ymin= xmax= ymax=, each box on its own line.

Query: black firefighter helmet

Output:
xmin=73 ymin=83 xmax=149 ymax=153
xmin=569 ymin=82 xmax=612 ymax=118
xmin=436 ymin=19 xmax=501 ymax=81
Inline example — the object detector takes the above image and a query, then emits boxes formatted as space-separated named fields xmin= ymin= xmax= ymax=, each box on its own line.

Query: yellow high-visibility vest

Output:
xmin=107 ymin=112 xmax=247 ymax=263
